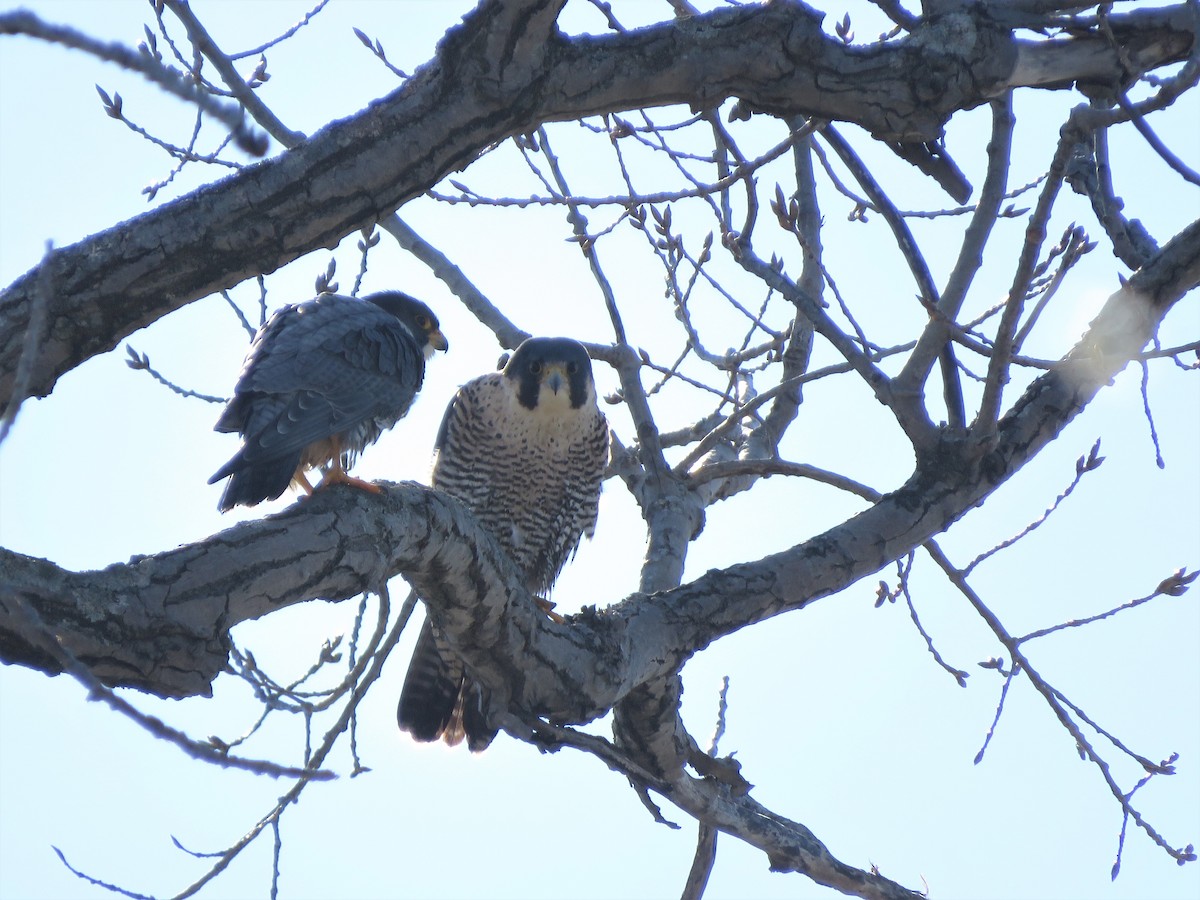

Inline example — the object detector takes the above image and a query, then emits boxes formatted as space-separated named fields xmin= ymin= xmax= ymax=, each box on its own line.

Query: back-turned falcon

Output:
xmin=209 ymin=290 xmax=447 ymax=512
xmin=397 ymin=337 xmax=608 ymax=751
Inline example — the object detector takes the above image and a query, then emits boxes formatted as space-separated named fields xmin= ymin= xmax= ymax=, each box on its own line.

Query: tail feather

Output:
xmin=397 ymin=617 xmax=496 ymax=751
xmin=211 ymin=454 xmax=299 ymax=512
xmin=398 ymin=619 xmax=463 ymax=743
xmin=461 ymin=679 xmax=497 ymax=752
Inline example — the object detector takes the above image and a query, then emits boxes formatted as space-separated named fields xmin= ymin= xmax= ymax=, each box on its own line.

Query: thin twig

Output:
xmin=162 ymin=0 xmax=302 ymax=147
xmin=428 ymin=130 xmax=806 ymax=212
xmin=231 ymin=0 xmax=331 ymax=59
xmin=0 ymin=10 xmax=266 ymax=154
xmin=124 ymin=344 xmax=227 ymax=403
xmin=380 ymin=215 xmax=529 ymax=350
xmin=895 ymin=553 xmax=970 ymax=686
xmin=687 ymin=459 xmax=881 ymax=502
xmin=162 ymin=585 xmax=416 ymax=900
xmin=536 ymin=126 xmax=629 ymax=347
xmin=12 ymin=596 xmax=330 ymax=782
xmin=925 ymin=540 xmax=1196 ymax=867
xmin=1139 ymin=358 xmax=1166 ymax=469
xmin=975 ymin=113 xmax=1075 ymax=438
xmin=973 ymin=663 xmax=1019 ymax=764
xmin=897 ymin=97 xmax=1014 ymax=407
xmin=963 ymin=439 xmax=1103 ymax=577
xmin=1016 ymin=568 xmax=1196 ymax=644
xmin=1116 ymin=91 xmax=1200 ymax=187
xmin=1011 ymin=225 xmax=1094 ymax=354
xmin=222 ymin=289 xmax=257 ymax=339
xmin=681 ymin=676 xmax=731 ymax=900
xmin=51 ymin=850 xmax=155 ymax=900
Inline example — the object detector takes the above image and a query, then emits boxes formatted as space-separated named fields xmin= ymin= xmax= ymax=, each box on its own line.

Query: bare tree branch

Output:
xmin=2 ymin=3 xmax=1197 ymax=894
xmin=3 ymin=2 xmax=1193 ymax=407
xmin=4 ymin=215 xmax=1194 ymax=707
xmin=0 ymin=10 xmax=268 ymax=156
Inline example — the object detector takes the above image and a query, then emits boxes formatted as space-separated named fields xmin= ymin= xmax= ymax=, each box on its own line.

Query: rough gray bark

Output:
xmin=2 ymin=218 xmax=1193 ymax=897
xmin=4 ymin=219 xmax=1195 ymax=706
xmin=1 ymin=1 xmax=1196 ymax=895
xmin=0 ymin=1 xmax=1192 ymax=408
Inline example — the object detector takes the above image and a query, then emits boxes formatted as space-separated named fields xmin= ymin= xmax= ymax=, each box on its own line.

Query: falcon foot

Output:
xmin=292 ymin=470 xmax=317 ymax=496
xmin=535 ymin=597 xmax=566 ymax=624
xmin=317 ymin=470 xmax=384 ymax=495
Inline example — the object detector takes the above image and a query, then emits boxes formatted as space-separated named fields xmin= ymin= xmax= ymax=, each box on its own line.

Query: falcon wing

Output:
xmin=211 ymin=295 xmax=424 ymax=478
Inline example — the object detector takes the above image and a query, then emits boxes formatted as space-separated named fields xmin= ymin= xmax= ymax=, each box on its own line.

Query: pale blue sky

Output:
xmin=1 ymin=3 xmax=1197 ymax=899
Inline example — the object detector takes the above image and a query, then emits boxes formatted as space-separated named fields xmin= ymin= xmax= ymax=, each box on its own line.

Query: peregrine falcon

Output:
xmin=209 ymin=291 xmax=447 ymax=512
xmin=397 ymin=337 xmax=608 ymax=751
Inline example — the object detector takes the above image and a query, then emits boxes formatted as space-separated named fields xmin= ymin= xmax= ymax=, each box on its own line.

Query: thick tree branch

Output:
xmin=3 ymin=217 xmax=1194 ymax=714
xmin=2 ymin=1 xmax=1192 ymax=409
xmin=667 ymin=777 xmax=923 ymax=900
xmin=529 ymin=720 xmax=923 ymax=900
xmin=1009 ymin=5 xmax=1196 ymax=89
xmin=896 ymin=95 xmax=1014 ymax=400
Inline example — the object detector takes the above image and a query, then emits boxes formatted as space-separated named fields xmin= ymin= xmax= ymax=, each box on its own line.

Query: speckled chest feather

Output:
xmin=431 ymin=373 xmax=608 ymax=595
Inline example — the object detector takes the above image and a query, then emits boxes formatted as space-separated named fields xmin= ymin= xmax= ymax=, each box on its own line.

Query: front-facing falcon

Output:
xmin=397 ymin=336 xmax=609 ymax=751
xmin=209 ymin=291 xmax=447 ymax=512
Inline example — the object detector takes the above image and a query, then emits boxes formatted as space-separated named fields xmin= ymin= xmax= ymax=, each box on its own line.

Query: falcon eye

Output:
xmin=529 ymin=360 xmax=544 ymax=375
xmin=416 ymin=315 xmax=430 ymax=328
xmin=566 ymin=361 xmax=579 ymax=375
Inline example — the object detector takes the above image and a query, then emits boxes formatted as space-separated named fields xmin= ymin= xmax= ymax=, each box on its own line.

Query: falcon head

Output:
xmin=502 ymin=337 xmax=596 ymax=412
xmin=367 ymin=291 xmax=449 ymax=359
